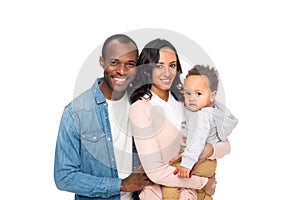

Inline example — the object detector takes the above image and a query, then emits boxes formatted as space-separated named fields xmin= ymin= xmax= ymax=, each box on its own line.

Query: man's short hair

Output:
xmin=102 ymin=34 xmax=138 ymax=59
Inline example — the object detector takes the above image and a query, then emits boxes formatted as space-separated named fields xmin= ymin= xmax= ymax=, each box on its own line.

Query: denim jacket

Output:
xmin=54 ymin=78 xmax=139 ymax=200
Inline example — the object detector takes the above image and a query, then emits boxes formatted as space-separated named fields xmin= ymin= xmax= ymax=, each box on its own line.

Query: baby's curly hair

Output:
xmin=186 ymin=65 xmax=219 ymax=92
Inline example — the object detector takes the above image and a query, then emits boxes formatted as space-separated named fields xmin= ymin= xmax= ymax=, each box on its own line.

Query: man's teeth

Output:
xmin=114 ymin=78 xmax=126 ymax=82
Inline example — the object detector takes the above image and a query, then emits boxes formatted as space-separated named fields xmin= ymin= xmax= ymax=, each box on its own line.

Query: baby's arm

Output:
xmin=179 ymin=110 xmax=212 ymax=177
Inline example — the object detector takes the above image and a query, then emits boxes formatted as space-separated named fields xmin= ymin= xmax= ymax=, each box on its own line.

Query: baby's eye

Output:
xmin=196 ymin=92 xmax=202 ymax=96
xmin=184 ymin=92 xmax=191 ymax=96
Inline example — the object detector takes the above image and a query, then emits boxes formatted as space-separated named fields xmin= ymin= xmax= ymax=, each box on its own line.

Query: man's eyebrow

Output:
xmin=108 ymin=58 xmax=118 ymax=61
xmin=127 ymin=60 xmax=136 ymax=63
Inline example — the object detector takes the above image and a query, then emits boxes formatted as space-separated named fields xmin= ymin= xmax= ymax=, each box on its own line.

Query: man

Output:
xmin=54 ymin=34 xmax=152 ymax=200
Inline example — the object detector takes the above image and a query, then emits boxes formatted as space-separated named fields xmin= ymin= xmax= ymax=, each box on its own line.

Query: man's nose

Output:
xmin=116 ymin=63 xmax=127 ymax=75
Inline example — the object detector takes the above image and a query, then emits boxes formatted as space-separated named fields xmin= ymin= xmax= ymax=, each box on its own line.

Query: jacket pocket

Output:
xmin=80 ymin=131 xmax=111 ymax=166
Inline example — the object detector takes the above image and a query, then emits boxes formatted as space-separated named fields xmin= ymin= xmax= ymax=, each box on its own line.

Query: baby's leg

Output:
xmin=194 ymin=159 xmax=217 ymax=200
xmin=161 ymin=186 xmax=181 ymax=200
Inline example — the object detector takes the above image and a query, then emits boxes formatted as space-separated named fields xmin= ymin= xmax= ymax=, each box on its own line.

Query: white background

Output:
xmin=1 ymin=0 xmax=299 ymax=199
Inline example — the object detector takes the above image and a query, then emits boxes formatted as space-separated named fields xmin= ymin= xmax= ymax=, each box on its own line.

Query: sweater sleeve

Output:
xmin=181 ymin=110 xmax=211 ymax=170
xmin=129 ymin=100 xmax=208 ymax=189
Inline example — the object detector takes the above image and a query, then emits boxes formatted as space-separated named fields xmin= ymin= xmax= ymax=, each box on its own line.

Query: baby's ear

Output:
xmin=210 ymin=91 xmax=217 ymax=102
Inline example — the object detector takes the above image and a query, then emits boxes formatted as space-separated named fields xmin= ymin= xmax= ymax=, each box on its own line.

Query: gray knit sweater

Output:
xmin=181 ymin=101 xmax=238 ymax=170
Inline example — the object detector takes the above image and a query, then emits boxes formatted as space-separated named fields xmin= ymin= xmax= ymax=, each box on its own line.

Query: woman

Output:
xmin=129 ymin=39 xmax=230 ymax=199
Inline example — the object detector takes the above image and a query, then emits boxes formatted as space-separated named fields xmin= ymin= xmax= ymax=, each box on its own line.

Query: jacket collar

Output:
xmin=92 ymin=78 xmax=106 ymax=104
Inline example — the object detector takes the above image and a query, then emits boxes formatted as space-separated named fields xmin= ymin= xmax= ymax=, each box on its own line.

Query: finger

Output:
xmin=173 ymin=169 xmax=178 ymax=175
xmin=178 ymin=171 xmax=182 ymax=178
xmin=185 ymin=172 xmax=189 ymax=178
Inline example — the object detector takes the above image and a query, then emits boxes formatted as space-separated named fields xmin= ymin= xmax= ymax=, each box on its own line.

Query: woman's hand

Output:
xmin=203 ymin=173 xmax=217 ymax=196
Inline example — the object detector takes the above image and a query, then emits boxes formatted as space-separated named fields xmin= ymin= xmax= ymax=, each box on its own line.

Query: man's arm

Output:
xmin=54 ymin=107 xmax=151 ymax=198
xmin=54 ymin=107 xmax=121 ymax=198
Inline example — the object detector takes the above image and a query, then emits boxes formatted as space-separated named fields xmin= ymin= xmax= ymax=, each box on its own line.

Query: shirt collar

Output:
xmin=92 ymin=78 xmax=106 ymax=104
xmin=150 ymin=91 xmax=175 ymax=106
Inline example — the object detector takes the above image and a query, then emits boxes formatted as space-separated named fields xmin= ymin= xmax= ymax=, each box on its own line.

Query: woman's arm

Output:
xmin=209 ymin=139 xmax=231 ymax=160
xmin=129 ymin=100 xmax=208 ymax=190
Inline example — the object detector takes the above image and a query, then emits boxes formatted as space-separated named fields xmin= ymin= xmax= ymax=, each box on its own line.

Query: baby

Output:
xmin=162 ymin=65 xmax=238 ymax=200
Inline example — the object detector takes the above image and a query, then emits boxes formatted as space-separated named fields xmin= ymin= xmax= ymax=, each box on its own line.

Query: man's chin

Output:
xmin=112 ymin=84 xmax=128 ymax=92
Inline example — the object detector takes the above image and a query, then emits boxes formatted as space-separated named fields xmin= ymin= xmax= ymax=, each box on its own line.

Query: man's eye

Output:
xmin=111 ymin=61 xmax=118 ymax=66
xmin=127 ymin=63 xmax=136 ymax=68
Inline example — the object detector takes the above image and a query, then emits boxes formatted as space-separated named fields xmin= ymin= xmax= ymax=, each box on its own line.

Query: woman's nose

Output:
xmin=162 ymin=66 xmax=171 ymax=77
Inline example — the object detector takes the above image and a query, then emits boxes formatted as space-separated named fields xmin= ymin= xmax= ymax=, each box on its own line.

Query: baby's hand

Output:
xmin=176 ymin=166 xmax=190 ymax=178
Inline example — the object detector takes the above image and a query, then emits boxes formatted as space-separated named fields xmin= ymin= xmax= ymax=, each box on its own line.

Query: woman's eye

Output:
xmin=169 ymin=63 xmax=176 ymax=68
xmin=156 ymin=65 xmax=163 ymax=69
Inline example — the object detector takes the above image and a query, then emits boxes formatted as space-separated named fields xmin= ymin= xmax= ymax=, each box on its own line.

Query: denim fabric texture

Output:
xmin=54 ymin=78 xmax=138 ymax=200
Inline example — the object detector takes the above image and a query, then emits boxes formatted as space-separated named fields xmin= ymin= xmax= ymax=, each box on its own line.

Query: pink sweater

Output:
xmin=129 ymin=99 xmax=230 ymax=190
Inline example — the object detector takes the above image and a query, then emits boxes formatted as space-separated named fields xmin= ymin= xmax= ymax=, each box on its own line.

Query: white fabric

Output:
xmin=149 ymin=91 xmax=185 ymax=132
xmin=106 ymin=94 xmax=133 ymax=200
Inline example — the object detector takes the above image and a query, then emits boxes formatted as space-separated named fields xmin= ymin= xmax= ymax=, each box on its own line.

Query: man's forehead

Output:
xmin=105 ymin=40 xmax=137 ymax=59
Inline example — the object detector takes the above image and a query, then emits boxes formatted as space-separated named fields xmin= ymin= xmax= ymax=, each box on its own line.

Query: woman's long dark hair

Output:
xmin=129 ymin=39 xmax=184 ymax=103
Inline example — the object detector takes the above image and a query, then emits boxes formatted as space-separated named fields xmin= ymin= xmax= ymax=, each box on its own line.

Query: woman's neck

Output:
xmin=151 ymin=87 xmax=169 ymax=102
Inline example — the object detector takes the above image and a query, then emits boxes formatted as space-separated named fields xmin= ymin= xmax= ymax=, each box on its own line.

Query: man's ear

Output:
xmin=99 ymin=56 xmax=105 ymax=68
xmin=210 ymin=91 xmax=217 ymax=102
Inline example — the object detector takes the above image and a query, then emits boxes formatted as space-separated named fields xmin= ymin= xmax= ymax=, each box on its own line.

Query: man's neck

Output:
xmin=99 ymin=81 xmax=125 ymax=101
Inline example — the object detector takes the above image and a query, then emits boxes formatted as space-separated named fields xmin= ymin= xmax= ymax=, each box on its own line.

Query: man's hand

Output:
xmin=175 ymin=166 xmax=190 ymax=178
xmin=203 ymin=173 xmax=217 ymax=196
xmin=120 ymin=165 xmax=153 ymax=192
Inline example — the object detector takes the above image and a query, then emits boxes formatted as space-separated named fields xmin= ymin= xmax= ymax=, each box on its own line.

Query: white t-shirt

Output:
xmin=148 ymin=91 xmax=185 ymax=134
xmin=106 ymin=94 xmax=133 ymax=200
